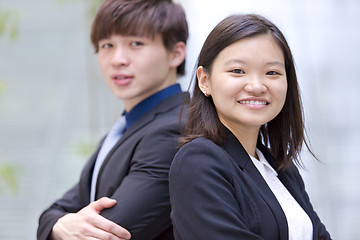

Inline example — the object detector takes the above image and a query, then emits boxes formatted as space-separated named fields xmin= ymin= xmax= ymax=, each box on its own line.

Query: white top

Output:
xmin=249 ymin=149 xmax=313 ymax=240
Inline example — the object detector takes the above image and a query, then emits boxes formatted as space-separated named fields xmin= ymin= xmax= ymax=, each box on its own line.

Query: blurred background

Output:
xmin=0 ymin=0 xmax=359 ymax=239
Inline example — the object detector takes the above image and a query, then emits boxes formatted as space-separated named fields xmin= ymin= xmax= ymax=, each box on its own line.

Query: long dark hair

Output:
xmin=181 ymin=14 xmax=314 ymax=169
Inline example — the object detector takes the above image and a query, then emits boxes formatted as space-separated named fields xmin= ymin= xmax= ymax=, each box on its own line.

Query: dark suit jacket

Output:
xmin=169 ymin=129 xmax=331 ymax=240
xmin=37 ymin=92 xmax=189 ymax=240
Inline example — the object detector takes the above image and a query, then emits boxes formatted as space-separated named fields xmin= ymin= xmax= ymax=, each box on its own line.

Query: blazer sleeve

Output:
xmin=169 ymin=139 xmax=264 ymax=240
xmin=36 ymin=148 xmax=98 ymax=240
xmin=99 ymin=124 xmax=179 ymax=240
xmin=37 ymin=182 xmax=84 ymax=240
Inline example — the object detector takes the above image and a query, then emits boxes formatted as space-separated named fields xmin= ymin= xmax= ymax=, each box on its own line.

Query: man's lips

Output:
xmin=112 ymin=74 xmax=133 ymax=86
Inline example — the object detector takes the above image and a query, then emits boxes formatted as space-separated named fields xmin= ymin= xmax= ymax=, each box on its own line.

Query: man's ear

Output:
xmin=169 ymin=41 xmax=186 ymax=68
xmin=197 ymin=66 xmax=211 ymax=96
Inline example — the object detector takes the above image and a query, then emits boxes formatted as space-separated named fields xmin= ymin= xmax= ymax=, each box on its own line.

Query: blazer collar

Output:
xmin=222 ymin=128 xmax=320 ymax=239
xmin=87 ymin=92 xmax=188 ymax=202
xmin=124 ymin=84 xmax=182 ymax=130
xmin=89 ymin=89 xmax=185 ymax=167
xmin=95 ymin=91 xmax=188 ymax=172
xmin=276 ymin=164 xmax=318 ymax=239
xmin=118 ymin=92 xmax=188 ymax=145
xmin=222 ymin=128 xmax=289 ymax=240
xmin=257 ymin=143 xmax=316 ymax=232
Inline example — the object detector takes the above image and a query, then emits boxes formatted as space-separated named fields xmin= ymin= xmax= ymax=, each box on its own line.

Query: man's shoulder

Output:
xmin=155 ymin=91 xmax=189 ymax=113
xmin=126 ymin=91 xmax=188 ymax=141
xmin=149 ymin=91 xmax=188 ymax=125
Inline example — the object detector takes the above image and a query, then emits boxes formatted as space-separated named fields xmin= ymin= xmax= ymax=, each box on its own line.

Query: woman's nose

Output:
xmin=244 ymin=76 xmax=267 ymax=95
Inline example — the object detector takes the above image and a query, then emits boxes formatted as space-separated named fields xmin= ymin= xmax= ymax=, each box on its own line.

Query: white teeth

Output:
xmin=240 ymin=100 xmax=267 ymax=105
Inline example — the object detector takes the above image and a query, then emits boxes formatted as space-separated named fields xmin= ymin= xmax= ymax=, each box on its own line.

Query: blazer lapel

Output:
xmin=113 ymin=92 xmax=188 ymax=150
xmin=222 ymin=130 xmax=288 ymax=240
xmin=276 ymin=165 xmax=318 ymax=240
xmin=259 ymin=144 xmax=321 ymax=240
xmin=79 ymin=145 xmax=102 ymax=204
xmin=277 ymin=170 xmax=309 ymax=213
xmin=95 ymin=92 xmax=188 ymax=192
xmin=257 ymin=145 xmax=310 ymax=208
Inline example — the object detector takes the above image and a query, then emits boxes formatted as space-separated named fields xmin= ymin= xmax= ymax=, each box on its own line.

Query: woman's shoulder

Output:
xmin=178 ymin=137 xmax=225 ymax=155
xmin=171 ymin=137 xmax=233 ymax=172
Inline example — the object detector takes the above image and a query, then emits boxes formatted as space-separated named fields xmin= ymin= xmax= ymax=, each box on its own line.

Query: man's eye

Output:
xmin=231 ymin=69 xmax=245 ymax=74
xmin=100 ymin=43 xmax=113 ymax=49
xmin=131 ymin=41 xmax=144 ymax=47
xmin=267 ymin=71 xmax=280 ymax=75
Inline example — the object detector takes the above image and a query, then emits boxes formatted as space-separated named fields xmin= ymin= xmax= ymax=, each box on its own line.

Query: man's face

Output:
xmin=97 ymin=33 xmax=179 ymax=111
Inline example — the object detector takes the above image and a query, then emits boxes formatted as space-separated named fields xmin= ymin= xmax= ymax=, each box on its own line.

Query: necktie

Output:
xmin=90 ymin=115 xmax=126 ymax=202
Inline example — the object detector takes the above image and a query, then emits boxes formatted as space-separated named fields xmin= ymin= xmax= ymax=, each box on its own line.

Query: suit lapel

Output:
xmin=277 ymin=169 xmax=308 ymax=213
xmin=79 ymin=145 xmax=102 ymax=204
xmin=276 ymin=165 xmax=318 ymax=239
xmin=111 ymin=92 xmax=187 ymax=154
xmin=258 ymin=144 xmax=319 ymax=239
xmin=93 ymin=92 xmax=188 ymax=199
xmin=222 ymin=130 xmax=288 ymax=240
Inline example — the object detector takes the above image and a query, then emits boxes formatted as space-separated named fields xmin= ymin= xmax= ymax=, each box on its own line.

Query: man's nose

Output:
xmin=111 ymin=47 xmax=130 ymax=67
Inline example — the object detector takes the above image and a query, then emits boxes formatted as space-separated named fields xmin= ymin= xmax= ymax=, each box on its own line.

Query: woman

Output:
xmin=169 ymin=14 xmax=331 ymax=239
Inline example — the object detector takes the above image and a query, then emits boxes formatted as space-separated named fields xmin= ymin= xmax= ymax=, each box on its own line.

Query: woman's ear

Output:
xmin=169 ymin=41 xmax=186 ymax=68
xmin=197 ymin=66 xmax=210 ymax=97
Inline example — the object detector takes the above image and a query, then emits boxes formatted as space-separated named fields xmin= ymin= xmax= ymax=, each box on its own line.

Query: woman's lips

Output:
xmin=239 ymin=100 xmax=268 ymax=105
xmin=237 ymin=98 xmax=270 ymax=109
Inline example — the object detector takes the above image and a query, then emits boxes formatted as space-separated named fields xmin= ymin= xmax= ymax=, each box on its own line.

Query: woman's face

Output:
xmin=197 ymin=34 xmax=287 ymax=133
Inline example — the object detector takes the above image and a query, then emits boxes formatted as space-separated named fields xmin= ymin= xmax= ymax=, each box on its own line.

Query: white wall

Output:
xmin=0 ymin=0 xmax=359 ymax=239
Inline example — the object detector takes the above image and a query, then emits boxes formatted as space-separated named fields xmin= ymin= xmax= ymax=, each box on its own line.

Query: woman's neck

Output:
xmin=221 ymin=120 xmax=260 ymax=157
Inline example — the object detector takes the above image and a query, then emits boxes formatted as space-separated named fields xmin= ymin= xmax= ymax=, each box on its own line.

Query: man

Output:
xmin=37 ymin=0 xmax=188 ymax=239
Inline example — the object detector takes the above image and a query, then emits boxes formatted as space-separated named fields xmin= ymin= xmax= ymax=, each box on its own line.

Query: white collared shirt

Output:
xmin=249 ymin=149 xmax=313 ymax=240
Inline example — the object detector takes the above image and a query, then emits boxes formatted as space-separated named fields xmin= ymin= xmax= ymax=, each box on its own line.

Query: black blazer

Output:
xmin=37 ymin=92 xmax=189 ymax=240
xmin=169 ymin=129 xmax=331 ymax=240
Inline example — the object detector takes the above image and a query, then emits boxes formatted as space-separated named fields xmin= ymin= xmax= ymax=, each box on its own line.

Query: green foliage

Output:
xmin=0 ymin=7 xmax=20 ymax=41
xmin=58 ymin=0 xmax=101 ymax=161
xmin=74 ymin=140 xmax=96 ymax=159
xmin=0 ymin=6 xmax=20 ymax=195
xmin=88 ymin=0 xmax=104 ymax=16
xmin=58 ymin=0 xmax=103 ymax=17
xmin=0 ymin=162 xmax=20 ymax=195
xmin=0 ymin=81 xmax=4 ymax=95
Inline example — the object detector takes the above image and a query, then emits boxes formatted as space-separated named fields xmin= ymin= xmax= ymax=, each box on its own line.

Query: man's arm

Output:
xmin=37 ymin=149 xmax=131 ymax=240
xmin=37 ymin=182 xmax=131 ymax=240
xmin=37 ymin=183 xmax=83 ymax=240
xmin=98 ymin=126 xmax=180 ymax=239
xmin=50 ymin=197 xmax=131 ymax=240
xmin=38 ymin=117 xmax=180 ymax=240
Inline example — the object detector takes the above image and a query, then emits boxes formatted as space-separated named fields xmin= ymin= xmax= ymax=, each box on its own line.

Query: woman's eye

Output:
xmin=267 ymin=71 xmax=280 ymax=76
xmin=231 ymin=69 xmax=245 ymax=74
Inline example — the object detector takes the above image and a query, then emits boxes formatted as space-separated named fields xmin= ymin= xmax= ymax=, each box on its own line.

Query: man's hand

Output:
xmin=51 ymin=197 xmax=131 ymax=240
